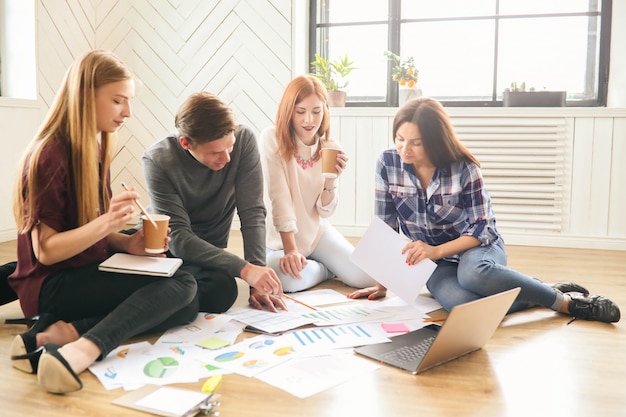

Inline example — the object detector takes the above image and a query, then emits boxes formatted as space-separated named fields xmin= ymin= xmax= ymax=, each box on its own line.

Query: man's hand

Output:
xmin=248 ymin=287 xmax=287 ymax=312
xmin=240 ymin=263 xmax=283 ymax=295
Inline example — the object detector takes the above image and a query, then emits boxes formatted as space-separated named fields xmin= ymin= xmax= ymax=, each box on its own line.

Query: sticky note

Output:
xmin=196 ymin=338 xmax=230 ymax=350
xmin=381 ymin=322 xmax=410 ymax=333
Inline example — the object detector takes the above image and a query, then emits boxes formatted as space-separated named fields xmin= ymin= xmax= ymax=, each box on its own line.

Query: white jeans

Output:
xmin=266 ymin=226 xmax=376 ymax=293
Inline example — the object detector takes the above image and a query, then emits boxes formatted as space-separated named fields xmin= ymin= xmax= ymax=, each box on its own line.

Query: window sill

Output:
xmin=332 ymin=106 xmax=626 ymax=118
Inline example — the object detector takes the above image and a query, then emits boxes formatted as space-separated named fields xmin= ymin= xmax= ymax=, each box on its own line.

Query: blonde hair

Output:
xmin=275 ymin=75 xmax=330 ymax=161
xmin=13 ymin=50 xmax=133 ymax=233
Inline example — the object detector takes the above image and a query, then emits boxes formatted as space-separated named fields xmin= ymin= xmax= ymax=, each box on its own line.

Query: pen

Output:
xmin=282 ymin=293 xmax=318 ymax=311
xmin=423 ymin=316 xmax=446 ymax=323
xmin=121 ymin=182 xmax=158 ymax=228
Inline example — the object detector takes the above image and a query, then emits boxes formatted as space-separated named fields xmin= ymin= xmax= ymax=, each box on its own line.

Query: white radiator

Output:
xmin=452 ymin=117 xmax=568 ymax=233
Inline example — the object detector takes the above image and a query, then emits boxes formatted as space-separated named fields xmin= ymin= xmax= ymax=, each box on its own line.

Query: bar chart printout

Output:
xmin=287 ymin=324 xmax=390 ymax=350
xmin=301 ymin=305 xmax=392 ymax=326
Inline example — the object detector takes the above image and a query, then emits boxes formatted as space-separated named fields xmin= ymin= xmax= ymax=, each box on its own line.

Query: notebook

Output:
xmin=354 ymin=287 xmax=520 ymax=374
xmin=98 ymin=253 xmax=183 ymax=277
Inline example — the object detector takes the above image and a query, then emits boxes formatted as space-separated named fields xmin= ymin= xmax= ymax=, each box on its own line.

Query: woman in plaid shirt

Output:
xmin=348 ymin=98 xmax=620 ymax=323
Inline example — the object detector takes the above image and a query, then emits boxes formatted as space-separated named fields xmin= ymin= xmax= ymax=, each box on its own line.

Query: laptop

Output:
xmin=354 ymin=287 xmax=520 ymax=374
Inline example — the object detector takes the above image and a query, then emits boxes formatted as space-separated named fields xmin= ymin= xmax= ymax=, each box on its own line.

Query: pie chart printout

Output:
xmin=143 ymin=356 xmax=180 ymax=378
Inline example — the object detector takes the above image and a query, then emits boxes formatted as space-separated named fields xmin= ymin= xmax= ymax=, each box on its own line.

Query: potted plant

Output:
xmin=502 ymin=81 xmax=566 ymax=107
xmin=310 ymin=53 xmax=357 ymax=107
xmin=384 ymin=50 xmax=421 ymax=106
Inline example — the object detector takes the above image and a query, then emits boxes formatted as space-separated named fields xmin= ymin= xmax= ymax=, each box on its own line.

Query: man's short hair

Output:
xmin=175 ymin=91 xmax=238 ymax=145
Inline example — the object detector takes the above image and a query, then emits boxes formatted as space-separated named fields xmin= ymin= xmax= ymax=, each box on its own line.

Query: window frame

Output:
xmin=309 ymin=0 xmax=612 ymax=107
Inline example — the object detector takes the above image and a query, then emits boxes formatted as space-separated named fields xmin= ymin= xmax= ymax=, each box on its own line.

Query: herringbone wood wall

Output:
xmin=37 ymin=0 xmax=293 ymax=204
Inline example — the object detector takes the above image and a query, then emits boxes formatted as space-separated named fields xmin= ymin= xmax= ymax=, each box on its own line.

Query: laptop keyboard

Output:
xmin=380 ymin=335 xmax=436 ymax=365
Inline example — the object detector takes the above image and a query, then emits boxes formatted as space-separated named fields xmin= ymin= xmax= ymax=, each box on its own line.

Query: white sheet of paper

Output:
xmin=255 ymin=352 xmax=380 ymax=398
xmin=350 ymin=217 xmax=437 ymax=305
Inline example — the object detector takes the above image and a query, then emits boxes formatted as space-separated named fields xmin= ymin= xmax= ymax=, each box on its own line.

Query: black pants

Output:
xmin=0 ymin=262 xmax=18 ymax=306
xmin=40 ymin=263 xmax=198 ymax=359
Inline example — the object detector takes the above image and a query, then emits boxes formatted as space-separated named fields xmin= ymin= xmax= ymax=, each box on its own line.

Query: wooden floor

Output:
xmin=1 ymin=234 xmax=625 ymax=417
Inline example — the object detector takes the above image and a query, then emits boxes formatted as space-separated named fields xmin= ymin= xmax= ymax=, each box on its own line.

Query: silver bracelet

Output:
xmin=323 ymin=187 xmax=336 ymax=194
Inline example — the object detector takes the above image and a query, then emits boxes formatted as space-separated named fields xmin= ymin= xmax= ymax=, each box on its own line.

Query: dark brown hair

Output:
xmin=175 ymin=91 xmax=238 ymax=146
xmin=393 ymin=97 xmax=479 ymax=167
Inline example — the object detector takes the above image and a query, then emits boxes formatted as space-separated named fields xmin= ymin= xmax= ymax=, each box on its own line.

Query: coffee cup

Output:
xmin=142 ymin=214 xmax=170 ymax=253
xmin=321 ymin=148 xmax=341 ymax=179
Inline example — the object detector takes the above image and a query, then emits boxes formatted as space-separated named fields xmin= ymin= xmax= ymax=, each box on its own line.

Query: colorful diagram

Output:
xmin=242 ymin=359 xmax=269 ymax=369
xmin=273 ymin=346 xmax=295 ymax=356
xmin=214 ymin=351 xmax=244 ymax=362
xmin=117 ymin=348 xmax=129 ymax=359
xmin=249 ymin=339 xmax=275 ymax=349
xmin=143 ymin=356 xmax=179 ymax=378
xmin=203 ymin=313 xmax=219 ymax=320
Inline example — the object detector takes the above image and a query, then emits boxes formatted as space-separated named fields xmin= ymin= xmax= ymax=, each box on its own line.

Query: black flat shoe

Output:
xmin=10 ymin=313 xmax=59 ymax=374
xmin=37 ymin=343 xmax=83 ymax=394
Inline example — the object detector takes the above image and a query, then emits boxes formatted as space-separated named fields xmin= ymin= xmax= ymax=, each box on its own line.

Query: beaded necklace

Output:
xmin=294 ymin=150 xmax=319 ymax=169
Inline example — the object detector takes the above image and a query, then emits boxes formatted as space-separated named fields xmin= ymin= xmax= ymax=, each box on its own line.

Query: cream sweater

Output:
xmin=260 ymin=126 xmax=339 ymax=257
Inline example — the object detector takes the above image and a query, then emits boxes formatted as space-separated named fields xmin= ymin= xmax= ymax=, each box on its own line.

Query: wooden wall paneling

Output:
xmin=569 ymin=118 xmax=595 ymax=236
xmin=96 ymin=6 xmax=132 ymax=50
xmin=178 ymin=17 xmax=237 ymax=85
xmin=170 ymin=2 xmax=221 ymax=41
xmin=608 ymin=118 xmax=626 ymax=237
xmin=332 ymin=116 xmax=357 ymax=226
xmin=235 ymin=1 xmax=292 ymax=62
xmin=43 ymin=2 xmax=93 ymax=53
xmin=129 ymin=1 xmax=185 ymax=51
xmin=233 ymin=22 xmax=292 ymax=94
xmin=353 ymin=116 xmax=390 ymax=228
xmin=588 ymin=118 xmax=615 ymax=235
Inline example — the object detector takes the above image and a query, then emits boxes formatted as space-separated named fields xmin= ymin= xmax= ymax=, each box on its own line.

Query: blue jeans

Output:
xmin=426 ymin=239 xmax=557 ymax=313
xmin=40 ymin=264 xmax=198 ymax=359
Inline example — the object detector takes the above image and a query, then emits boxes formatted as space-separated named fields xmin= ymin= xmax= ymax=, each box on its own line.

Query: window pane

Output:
xmin=318 ymin=0 xmax=388 ymax=23
xmin=401 ymin=20 xmax=495 ymax=100
xmin=499 ymin=0 xmax=598 ymax=15
xmin=402 ymin=0 xmax=496 ymax=18
xmin=314 ymin=25 xmax=389 ymax=101
xmin=497 ymin=16 xmax=598 ymax=99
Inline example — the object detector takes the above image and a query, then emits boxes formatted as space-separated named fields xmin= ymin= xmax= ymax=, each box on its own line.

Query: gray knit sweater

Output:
xmin=142 ymin=125 xmax=266 ymax=277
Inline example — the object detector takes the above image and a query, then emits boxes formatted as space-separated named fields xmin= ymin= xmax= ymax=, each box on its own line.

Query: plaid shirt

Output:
xmin=375 ymin=148 xmax=500 ymax=262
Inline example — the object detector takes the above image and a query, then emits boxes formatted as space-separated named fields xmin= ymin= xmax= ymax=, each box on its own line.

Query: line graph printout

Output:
xmin=301 ymin=305 xmax=392 ymax=326
xmin=287 ymin=324 xmax=390 ymax=350
xmin=225 ymin=307 xmax=316 ymax=334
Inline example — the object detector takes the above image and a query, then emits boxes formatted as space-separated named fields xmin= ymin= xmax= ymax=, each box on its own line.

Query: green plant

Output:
xmin=384 ymin=50 xmax=418 ymax=87
xmin=310 ymin=53 xmax=357 ymax=91
xmin=504 ymin=81 xmax=537 ymax=92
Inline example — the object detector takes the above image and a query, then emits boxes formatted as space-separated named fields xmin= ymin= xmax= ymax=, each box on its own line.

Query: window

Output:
xmin=0 ymin=0 xmax=36 ymax=99
xmin=309 ymin=0 xmax=611 ymax=107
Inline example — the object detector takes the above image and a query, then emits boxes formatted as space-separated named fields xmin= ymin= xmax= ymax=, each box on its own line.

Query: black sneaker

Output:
xmin=567 ymin=292 xmax=621 ymax=323
xmin=550 ymin=282 xmax=589 ymax=296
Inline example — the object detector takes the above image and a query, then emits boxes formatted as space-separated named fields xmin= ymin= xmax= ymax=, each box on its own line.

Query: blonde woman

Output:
xmin=8 ymin=50 xmax=197 ymax=394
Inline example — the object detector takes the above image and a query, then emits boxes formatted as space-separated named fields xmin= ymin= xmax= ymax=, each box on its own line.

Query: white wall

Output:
xmin=0 ymin=0 xmax=624 ymax=250
xmin=0 ymin=99 xmax=41 ymax=241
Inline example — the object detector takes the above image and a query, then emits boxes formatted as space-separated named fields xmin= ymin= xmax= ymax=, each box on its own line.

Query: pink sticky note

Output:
xmin=381 ymin=322 xmax=410 ymax=333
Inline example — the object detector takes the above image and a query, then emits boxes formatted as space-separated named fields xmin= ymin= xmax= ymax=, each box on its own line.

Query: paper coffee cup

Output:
xmin=321 ymin=148 xmax=340 ymax=179
xmin=142 ymin=214 xmax=170 ymax=254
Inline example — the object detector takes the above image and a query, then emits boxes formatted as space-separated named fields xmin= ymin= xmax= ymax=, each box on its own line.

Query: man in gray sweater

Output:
xmin=142 ymin=92 xmax=285 ymax=313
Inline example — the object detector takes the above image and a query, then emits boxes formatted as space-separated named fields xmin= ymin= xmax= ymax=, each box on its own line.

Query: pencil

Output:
xmin=423 ymin=316 xmax=446 ymax=323
xmin=282 ymin=293 xmax=318 ymax=311
xmin=121 ymin=183 xmax=158 ymax=228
